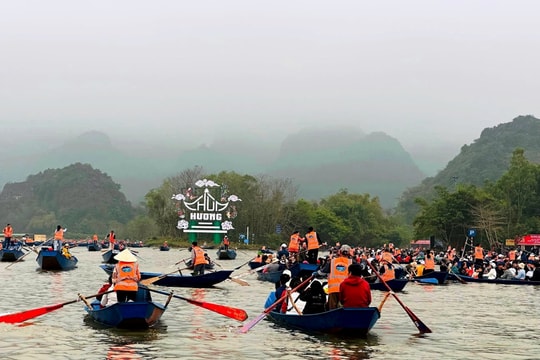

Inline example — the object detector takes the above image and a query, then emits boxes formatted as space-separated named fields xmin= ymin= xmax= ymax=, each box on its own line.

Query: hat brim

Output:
xmin=114 ymin=249 xmax=137 ymax=262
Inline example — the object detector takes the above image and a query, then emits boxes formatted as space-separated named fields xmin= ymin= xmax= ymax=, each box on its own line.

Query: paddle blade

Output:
xmin=404 ymin=305 xmax=432 ymax=333
xmin=229 ymin=277 xmax=249 ymax=286
xmin=186 ymin=299 xmax=248 ymax=321
xmin=238 ymin=312 xmax=267 ymax=333
xmin=0 ymin=303 xmax=64 ymax=324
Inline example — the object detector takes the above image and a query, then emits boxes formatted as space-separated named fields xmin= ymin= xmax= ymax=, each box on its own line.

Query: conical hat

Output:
xmin=114 ymin=249 xmax=137 ymax=262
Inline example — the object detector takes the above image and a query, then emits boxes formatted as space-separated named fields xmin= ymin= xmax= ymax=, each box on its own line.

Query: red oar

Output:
xmin=0 ymin=290 xmax=113 ymax=324
xmin=367 ymin=261 xmax=432 ymax=333
xmin=238 ymin=274 xmax=315 ymax=333
xmin=144 ymin=286 xmax=248 ymax=321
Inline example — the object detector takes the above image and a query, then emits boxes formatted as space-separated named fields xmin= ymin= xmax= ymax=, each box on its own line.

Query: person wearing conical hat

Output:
xmin=112 ymin=249 xmax=141 ymax=302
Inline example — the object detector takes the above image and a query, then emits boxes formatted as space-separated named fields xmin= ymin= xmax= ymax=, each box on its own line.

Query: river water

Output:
xmin=0 ymin=247 xmax=538 ymax=360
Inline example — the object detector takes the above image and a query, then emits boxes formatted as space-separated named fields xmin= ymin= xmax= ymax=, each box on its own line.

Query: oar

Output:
xmin=140 ymin=268 xmax=189 ymax=286
xmin=377 ymin=291 xmax=392 ymax=312
xmin=450 ymin=269 xmax=467 ymax=284
xmin=238 ymin=274 xmax=314 ymax=333
xmin=367 ymin=261 xmax=432 ymax=334
xmin=231 ymin=258 xmax=280 ymax=281
xmin=0 ymin=290 xmax=114 ymax=324
xmin=143 ymin=286 xmax=248 ymax=321
xmin=175 ymin=257 xmax=191 ymax=266
xmin=5 ymin=250 xmax=34 ymax=269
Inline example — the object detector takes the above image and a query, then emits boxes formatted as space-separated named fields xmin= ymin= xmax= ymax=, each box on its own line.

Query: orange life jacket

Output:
xmin=474 ymin=246 xmax=483 ymax=260
xmin=109 ymin=232 xmax=116 ymax=244
xmin=327 ymin=256 xmax=352 ymax=294
xmin=223 ymin=238 xmax=230 ymax=246
xmin=92 ymin=234 xmax=98 ymax=241
xmin=305 ymin=231 xmax=319 ymax=250
xmin=113 ymin=261 xmax=140 ymax=291
xmin=381 ymin=264 xmax=395 ymax=281
xmin=424 ymin=256 xmax=435 ymax=270
xmin=288 ymin=234 xmax=300 ymax=252
xmin=508 ymin=250 xmax=516 ymax=261
xmin=54 ymin=229 xmax=64 ymax=240
xmin=192 ymin=246 xmax=207 ymax=266
xmin=3 ymin=226 xmax=13 ymax=237
xmin=382 ymin=252 xmax=393 ymax=263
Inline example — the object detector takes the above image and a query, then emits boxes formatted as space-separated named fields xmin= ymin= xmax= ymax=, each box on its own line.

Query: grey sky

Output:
xmin=1 ymin=1 xmax=538 ymax=159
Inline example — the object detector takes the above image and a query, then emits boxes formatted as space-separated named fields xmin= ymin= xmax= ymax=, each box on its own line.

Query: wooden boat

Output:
xmin=87 ymin=243 xmax=101 ymax=251
xmin=84 ymin=288 xmax=172 ymax=328
xmin=413 ymin=270 xmax=448 ymax=285
xmin=267 ymin=307 xmax=380 ymax=336
xmin=257 ymin=263 xmax=318 ymax=283
xmin=36 ymin=247 xmax=78 ymax=271
xmin=216 ymin=248 xmax=237 ymax=260
xmin=99 ymin=265 xmax=233 ymax=288
xmin=101 ymin=249 xmax=120 ymax=264
xmin=453 ymin=275 xmax=540 ymax=285
xmin=159 ymin=246 xmax=170 ymax=251
xmin=369 ymin=278 xmax=409 ymax=292
xmin=0 ymin=245 xmax=25 ymax=262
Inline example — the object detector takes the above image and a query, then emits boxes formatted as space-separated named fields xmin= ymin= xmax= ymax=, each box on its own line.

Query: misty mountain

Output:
xmin=398 ymin=115 xmax=540 ymax=222
xmin=0 ymin=127 xmax=427 ymax=208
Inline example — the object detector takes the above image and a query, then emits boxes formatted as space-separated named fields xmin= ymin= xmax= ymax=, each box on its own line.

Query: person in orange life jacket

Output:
xmin=53 ymin=225 xmax=66 ymax=251
xmin=190 ymin=242 xmax=208 ymax=276
xmin=474 ymin=243 xmax=484 ymax=267
xmin=112 ymin=249 xmax=141 ymax=302
xmin=316 ymin=244 xmax=354 ymax=310
xmin=340 ymin=263 xmax=372 ymax=308
xmin=273 ymin=270 xmax=292 ymax=313
xmin=305 ymin=227 xmax=322 ymax=264
xmin=288 ymin=230 xmax=304 ymax=259
xmin=222 ymin=236 xmax=230 ymax=250
xmin=107 ymin=230 xmax=116 ymax=250
xmin=378 ymin=259 xmax=396 ymax=282
xmin=3 ymin=223 xmax=13 ymax=249
xmin=423 ymin=251 xmax=436 ymax=274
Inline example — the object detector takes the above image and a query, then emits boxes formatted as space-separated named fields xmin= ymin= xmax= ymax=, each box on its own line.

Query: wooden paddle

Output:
xmin=450 ymin=269 xmax=467 ymax=284
xmin=143 ymin=286 xmax=248 ymax=321
xmin=140 ymin=267 xmax=189 ymax=286
xmin=238 ymin=274 xmax=315 ymax=333
xmin=0 ymin=290 xmax=114 ymax=324
xmin=367 ymin=261 xmax=432 ymax=334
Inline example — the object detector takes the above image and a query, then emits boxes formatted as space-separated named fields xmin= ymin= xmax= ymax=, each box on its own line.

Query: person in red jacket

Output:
xmin=339 ymin=263 xmax=372 ymax=308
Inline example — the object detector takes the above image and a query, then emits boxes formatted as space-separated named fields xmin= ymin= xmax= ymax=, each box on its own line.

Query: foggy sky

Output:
xmin=1 ymin=1 xmax=539 ymax=160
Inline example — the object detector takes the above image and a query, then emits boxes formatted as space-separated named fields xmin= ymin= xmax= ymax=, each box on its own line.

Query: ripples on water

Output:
xmin=0 ymin=248 xmax=539 ymax=359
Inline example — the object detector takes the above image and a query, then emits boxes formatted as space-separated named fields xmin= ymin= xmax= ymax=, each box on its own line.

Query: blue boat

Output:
xmin=450 ymin=274 xmax=540 ymax=286
xmin=217 ymin=248 xmax=237 ymax=260
xmin=369 ymin=278 xmax=409 ymax=292
xmin=267 ymin=307 xmax=380 ymax=336
xmin=101 ymin=249 xmax=120 ymax=264
xmin=257 ymin=263 xmax=318 ymax=283
xmin=413 ymin=271 xmax=448 ymax=285
xmin=99 ymin=265 xmax=234 ymax=288
xmin=0 ymin=244 xmax=25 ymax=262
xmin=84 ymin=288 xmax=173 ymax=329
xmin=87 ymin=243 xmax=101 ymax=251
xmin=36 ymin=247 xmax=78 ymax=271
xmin=159 ymin=246 xmax=170 ymax=251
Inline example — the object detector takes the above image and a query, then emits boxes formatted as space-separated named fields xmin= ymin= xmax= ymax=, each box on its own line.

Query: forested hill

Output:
xmin=0 ymin=163 xmax=137 ymax=236
xmin=398 ymin=115 xmax=540 ymax=222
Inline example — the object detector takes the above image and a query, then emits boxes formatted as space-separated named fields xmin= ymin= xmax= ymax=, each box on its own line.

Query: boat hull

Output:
xmin=99 ymin=265 xmax=233 ymax=287
xmin=454 ymin=275 xmax=540 ymax=285
xmin=413 ymin=271 xmax=448 ymax=284
xmin=102 ymin=249 xmax=120 ymax=264
xmin=369 ymin=278 xmax=409 ymax=292
xmin=85 ymin=301 xmax=167 ymax=328
xmin=216 ymin=249 xmax=237 ymax=260
xmin=0 ymin=248 xmax=25 ymax=262
xmin=36 ymin=248 xmax=78 ymax=270
xmin=268 ymin=307 xmax=380 ymax=336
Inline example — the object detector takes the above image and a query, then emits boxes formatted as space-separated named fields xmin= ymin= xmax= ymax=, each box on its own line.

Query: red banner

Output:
xmin=517 ymin=234 xmax=540 ymax=246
